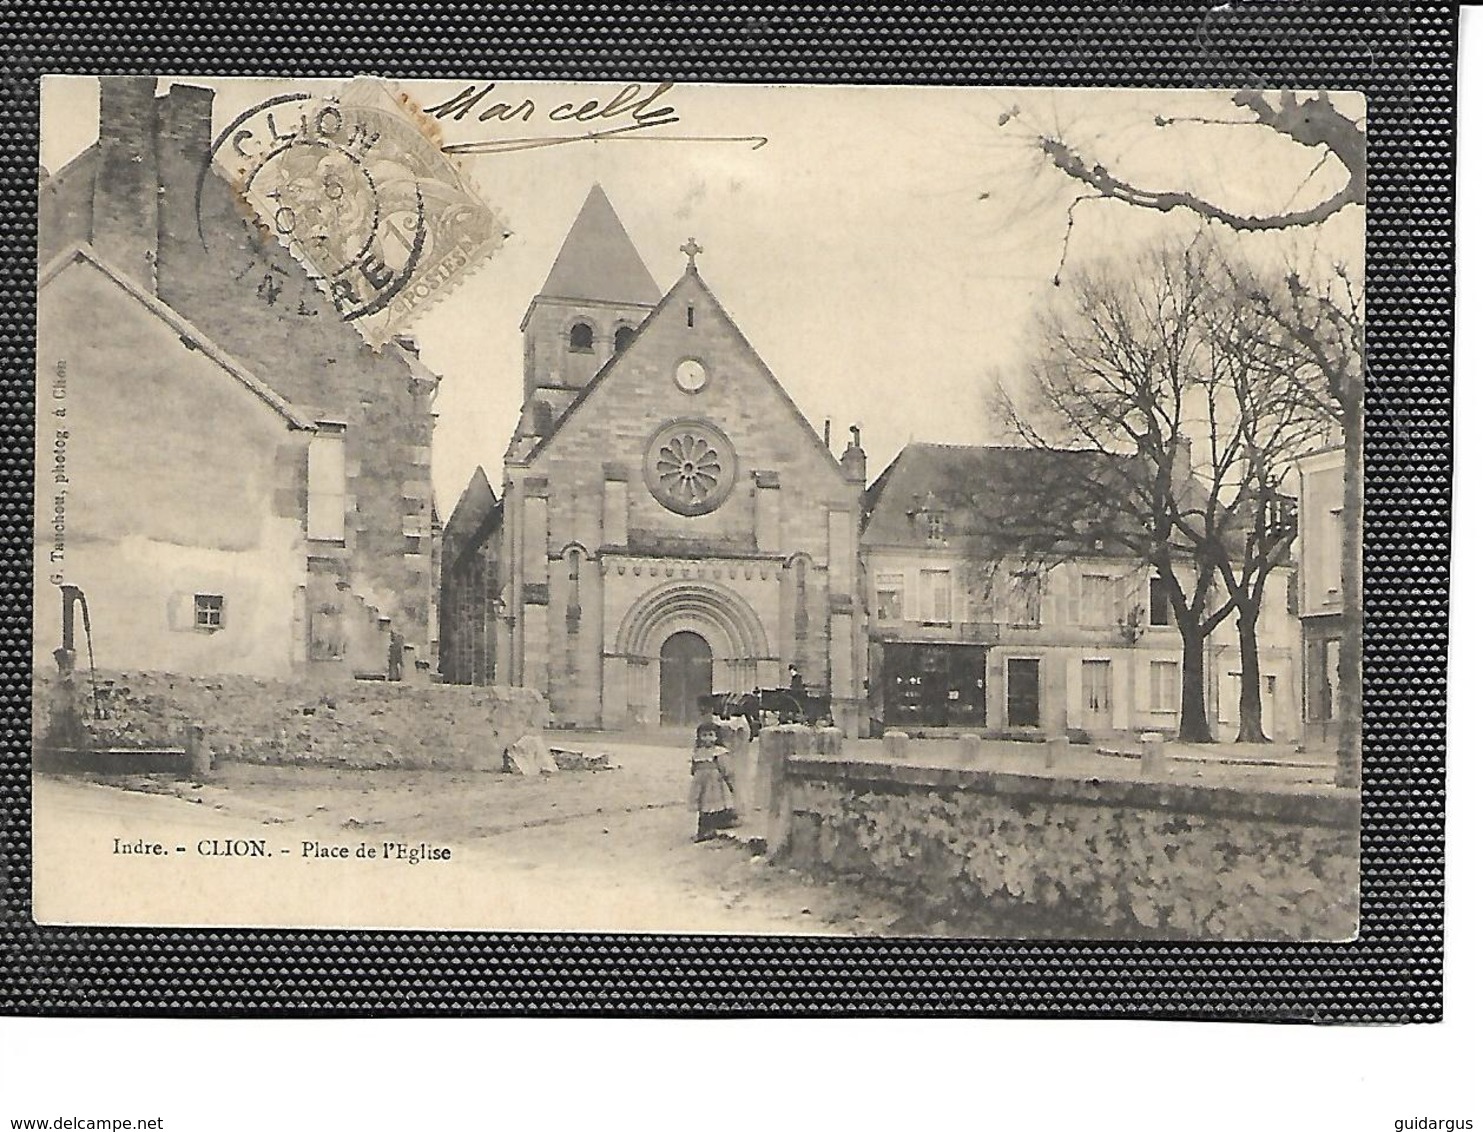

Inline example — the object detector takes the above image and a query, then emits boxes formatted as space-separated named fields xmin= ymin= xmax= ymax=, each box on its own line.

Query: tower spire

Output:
xmin=538 ymin=184 xmax=660 ymax=305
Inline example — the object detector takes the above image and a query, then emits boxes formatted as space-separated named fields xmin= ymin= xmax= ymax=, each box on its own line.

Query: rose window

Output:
xmin=644 ymin=420 xmax=737 ymax=516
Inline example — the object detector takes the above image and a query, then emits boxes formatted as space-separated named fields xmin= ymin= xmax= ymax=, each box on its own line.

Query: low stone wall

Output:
xmin=34 ymin=669 xmax=547 ymax=771
xmin=772 ymin=746 xmax=1360 ymax=941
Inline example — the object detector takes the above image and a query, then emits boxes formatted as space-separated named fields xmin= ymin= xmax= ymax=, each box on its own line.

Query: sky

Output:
xmin=40 ymin=78 xmax=1365 ymax=515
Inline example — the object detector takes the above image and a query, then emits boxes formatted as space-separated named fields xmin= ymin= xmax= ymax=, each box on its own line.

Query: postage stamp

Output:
xmin=212 ymin=76 xmax=508 ymax=347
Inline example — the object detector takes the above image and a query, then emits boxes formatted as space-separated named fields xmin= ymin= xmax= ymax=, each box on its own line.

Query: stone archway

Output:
xmin=612 ymin=580 xmax=773 ymax=727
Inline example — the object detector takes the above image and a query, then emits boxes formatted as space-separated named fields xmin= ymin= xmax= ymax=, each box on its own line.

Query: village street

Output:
xmin=31 ymin=737 xmax=908 ymax=934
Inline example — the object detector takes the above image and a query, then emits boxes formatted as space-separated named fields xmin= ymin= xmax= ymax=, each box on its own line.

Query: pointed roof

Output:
xmin=518 ymin=267 xmax=845 ymax=482
xmin=539 ymin=184 xmax=661 ymax=306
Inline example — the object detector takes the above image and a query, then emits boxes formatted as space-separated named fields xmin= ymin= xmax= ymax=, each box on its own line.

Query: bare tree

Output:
xmin=1004 ymin=88 xmax=1365 ymax=784
xmin=1177 ymin=273 xmax=1328 ymax=742
xmin=993 ymin=242 xmax=1240 ymax=742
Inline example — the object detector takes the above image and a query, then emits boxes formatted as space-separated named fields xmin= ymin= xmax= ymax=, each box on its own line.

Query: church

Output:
xmin=440 ymin=186 xmax=869 ymax=735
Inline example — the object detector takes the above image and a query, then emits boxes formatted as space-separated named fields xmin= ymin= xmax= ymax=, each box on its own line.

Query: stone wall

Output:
xmin=774 ymin=747 xmax=1359 ymax=941
xmin=35 ymin=669 xmax=546 ymax=771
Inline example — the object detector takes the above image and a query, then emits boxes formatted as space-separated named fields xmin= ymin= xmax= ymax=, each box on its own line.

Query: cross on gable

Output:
xmin=680 ymin=237 xmax=704 ymax=269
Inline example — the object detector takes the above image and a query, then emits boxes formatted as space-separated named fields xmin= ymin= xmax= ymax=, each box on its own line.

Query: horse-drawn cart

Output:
xmin=699 ymin=686 xmax=833 ymax=739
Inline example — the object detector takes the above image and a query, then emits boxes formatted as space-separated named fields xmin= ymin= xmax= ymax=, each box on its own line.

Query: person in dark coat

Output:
xmin=688 ymin=720 xmax=738 ymax=842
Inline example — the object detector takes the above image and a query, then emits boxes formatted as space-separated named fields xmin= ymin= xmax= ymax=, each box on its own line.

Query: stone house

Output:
xmin=35 ymin=77 xmax=438 ymax=678
xmin=438 ymin=467 xmax=501 ymax=685
xmin=440 ymin=185 xmax=869 ymax=733
xmin=860 ymin=443 xmax=1301 ymax=742
xmin=1295 ymin=445 xmax=1345 ymax=746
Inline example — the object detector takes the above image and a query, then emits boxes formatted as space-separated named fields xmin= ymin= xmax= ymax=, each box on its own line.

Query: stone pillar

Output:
xmin=757 ymin=724 xmax=812 ymax=855
xmin=1140 ymin=732 xmax=1168 ymax=777
xmin=1045 ymin=734 xmax=1071 ymax=770
xmin=883 ymin=730 xmax=909 ymax=759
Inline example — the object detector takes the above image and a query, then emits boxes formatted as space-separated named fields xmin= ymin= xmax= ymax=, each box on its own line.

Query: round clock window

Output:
xmin=674 ymin=358 xmax=708 ymax=393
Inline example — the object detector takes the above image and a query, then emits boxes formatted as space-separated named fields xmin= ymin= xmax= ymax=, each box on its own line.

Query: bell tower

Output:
xmin=518 ymin=184 xmax=660 ymax=435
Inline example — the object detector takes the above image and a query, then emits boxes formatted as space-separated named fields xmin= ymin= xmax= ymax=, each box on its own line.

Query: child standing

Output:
xmin=688 ymin=720 xmax=738 ymax=842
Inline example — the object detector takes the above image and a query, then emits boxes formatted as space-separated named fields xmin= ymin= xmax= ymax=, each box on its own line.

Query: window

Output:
xmin=1081 ymin=574 xmax=1115 ymax=626
xmin=924 ymin=510 xmax=947 ymax=541
xmin=920 ymin=568 xmax=952 ymax=624
xmin=1083 ymin=659 xmax=1113 ymax=716
xmin=307 ymin=425 xmax=346 ymax=542
xmin=1007 ymin=571 xmax=1042 ymax=627
xmin=613 ymin=325 xmax=637 ymax=353
xmin=875 ymin=572 xmax=904 ymax=621
xmin=194 ymin=593 xmax=224 ymax=631
xmin=568 ymin=321 xmax=594 ymax=352
xmin=1150 ymin=660 xmax=1179 ymax=712
xmin=686 ymin=304 xmax=695 ymax=328
xmin=1149 ymin=576 xmax=1172 ymax=626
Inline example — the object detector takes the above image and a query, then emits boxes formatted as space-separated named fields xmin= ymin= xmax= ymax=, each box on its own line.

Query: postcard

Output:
xmin=32 ymin=76 xmax=1362 ymax=937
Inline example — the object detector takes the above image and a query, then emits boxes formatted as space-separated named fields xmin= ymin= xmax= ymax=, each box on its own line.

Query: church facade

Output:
xmin=442 ymin=186 xmax=868 ymax=734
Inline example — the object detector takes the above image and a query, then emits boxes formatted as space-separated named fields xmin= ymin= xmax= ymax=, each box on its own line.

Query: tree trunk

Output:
xmin=1178 ymin=621 xmax=1214 ymax=742
xmin=1235 ymin=606 xmax=1270 ymax=743
xmin=1336 ymin=393 xmax=1363 ymax=787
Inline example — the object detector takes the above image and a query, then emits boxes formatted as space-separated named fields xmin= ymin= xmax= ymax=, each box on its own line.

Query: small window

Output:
xmin=686 ymin=305 xmax=695 ymax=328
xmin=194 ymin=594 xmax=224 ymax=631
xmin=1150 ymin=660 xmax=1179 ymax=712
xmin=1149 ymin=576 xmax=1172 ymax=626
xmin=875 ymin=572 xmax=904 ymax=620
xmin=568 ymin=322 xmax=594 ymax=352
xmin=613 ymin=325 xmax=637 ymax=353
xmin=924 ymin=510 xmax=947 ymax=541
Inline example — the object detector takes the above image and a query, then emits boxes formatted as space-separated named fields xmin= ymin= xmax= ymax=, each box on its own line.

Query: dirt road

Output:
xmin=31 ymin=736 xmax=904 ymax=934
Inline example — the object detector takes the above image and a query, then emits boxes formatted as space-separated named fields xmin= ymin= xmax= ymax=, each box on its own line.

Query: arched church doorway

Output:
xmin=660 ymin=631 xmax=713 ymax=725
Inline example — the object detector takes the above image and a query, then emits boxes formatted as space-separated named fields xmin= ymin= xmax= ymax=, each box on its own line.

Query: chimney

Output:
xmin=92 ymin=76 xmax=160 ymax=291
xmin=155 ymin=83 xmax=216 ymax=295
xmin=841 ymin=423 xmax=867 ymax=485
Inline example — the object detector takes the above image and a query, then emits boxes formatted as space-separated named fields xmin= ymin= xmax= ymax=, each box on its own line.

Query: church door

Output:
xmin=660 ymin=631 xmax=713 ymax=725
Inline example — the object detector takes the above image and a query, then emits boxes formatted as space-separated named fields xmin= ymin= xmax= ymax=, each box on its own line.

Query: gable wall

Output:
xmin=35 ymin=263 xmax=309 ymax=676
xmin=527 ymin=275 xmax=857 ymax=563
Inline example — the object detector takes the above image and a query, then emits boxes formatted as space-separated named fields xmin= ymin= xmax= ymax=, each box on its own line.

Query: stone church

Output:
xmin=441 ymin=185 xmax=868 ymax=734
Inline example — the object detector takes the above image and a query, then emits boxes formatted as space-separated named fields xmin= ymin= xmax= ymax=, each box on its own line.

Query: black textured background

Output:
xmin=0 ymin=3 xmax=1455 ymax=1019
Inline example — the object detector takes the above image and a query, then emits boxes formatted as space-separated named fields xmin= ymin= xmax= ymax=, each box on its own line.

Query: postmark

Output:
xmin=207 ymin=77 xmax=508 ymax=347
